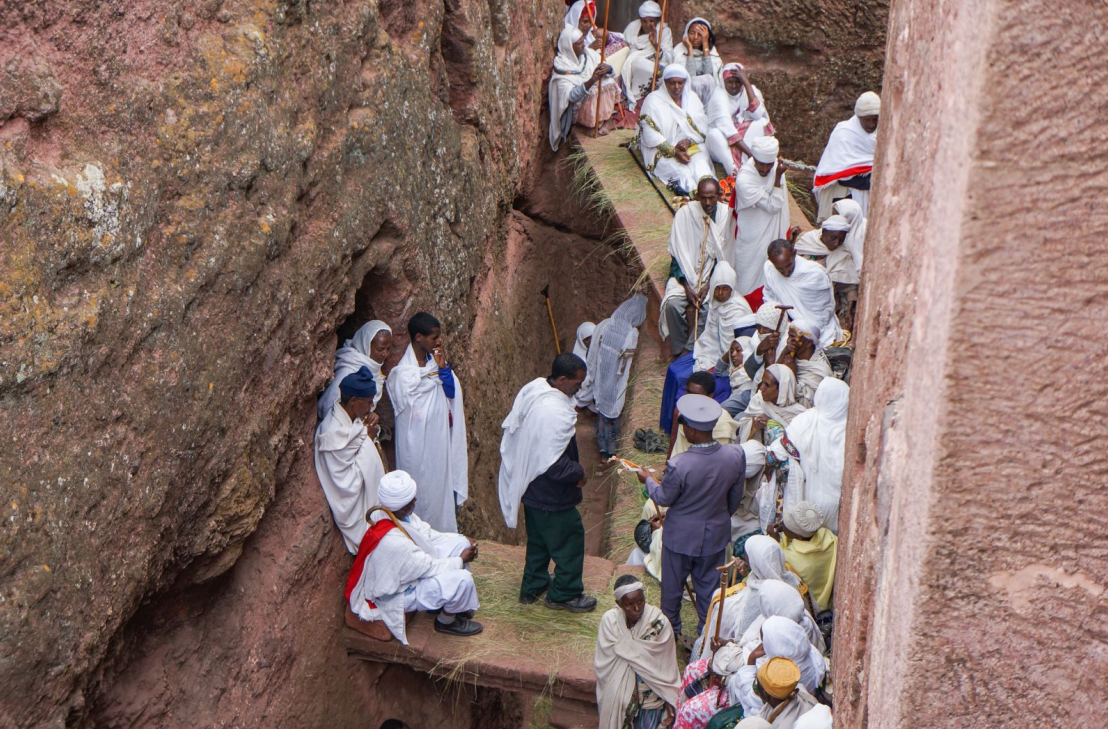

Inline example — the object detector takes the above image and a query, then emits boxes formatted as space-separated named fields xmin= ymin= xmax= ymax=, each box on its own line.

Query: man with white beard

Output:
xmin=314 ymin=366 xmax=386 ymax=554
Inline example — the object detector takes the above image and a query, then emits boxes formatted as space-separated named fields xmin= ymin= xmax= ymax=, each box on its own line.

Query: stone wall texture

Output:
xmin=834 ymin=0 xmax=1108 ymax=727
xmin=0 ymin=0 xmax=641 ymax=725
xmin=677 ymin=0 xmax=889 ymax=163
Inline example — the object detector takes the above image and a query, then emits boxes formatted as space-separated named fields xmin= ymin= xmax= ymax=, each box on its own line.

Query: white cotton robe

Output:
xmin=762 ymin=257 xmax=842 ymax=348
xmin=813 ymin=115 xmax=876 ymax=219
xmin=728 ymin=157 xmax=790 ymax=296
xmin=316 ymin=320 xmax=391 ymax=421
xmin=498 ymin=378 xmax=579 ymax=529
xmin=314 ymin=401 xmax=386 ymax=554
xmin=621 ymin=20 xmax=673 ymax=106
xmin=347 ymin=512 xmax=474 ymax=645
xmin=776 ymin=378 xmax=849 ymax=533
xmin=833 ymin=198 xmax=868 ymax=272
xmin=594 ymin=604 xmax=681 ymax=729
xmin=548 ymin=28 xmax=608 ymax=152
xmin=659 ymin=200 xmax=728 ymax=339
xmin=693 ymin=261 xmax=755 ymax=371
xmin=638 ymin=84 xmax=713 ymax=193
xmin=386 ymin=345 xmax=468 ymax=532
xmin=706 ymin=81 xmax=770 ymax=177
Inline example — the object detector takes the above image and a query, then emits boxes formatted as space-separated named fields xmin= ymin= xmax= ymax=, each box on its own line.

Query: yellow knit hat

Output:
xmin=756 ymin=657 xmax=801 ymax=699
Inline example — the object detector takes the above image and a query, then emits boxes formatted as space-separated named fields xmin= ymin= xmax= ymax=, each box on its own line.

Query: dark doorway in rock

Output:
xmin=379 ymin=720 xmax=408 ymax=729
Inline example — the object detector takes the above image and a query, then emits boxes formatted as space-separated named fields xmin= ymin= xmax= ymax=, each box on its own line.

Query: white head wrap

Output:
xmin=754 ymin=300 xmax=785 ymax=331
xmin=614 ymin=581 xmax=645 ymax=601
xmin=820 ymin=215 xmax=850 ymax=232
xmin=761 ymin=615 xmax=826 ymax=693
xmin=790 ymin=318 xmax=822 ymax=349
xmin=757 ymin=580 xmax=807 ymax=625
xmin=794 ymin=233 xmax=830 ymax=257
xmin=721 ymin=62 xmax=745 ymax=78
xmin=854 ymin=91 xmax=881 ymax=118
xmin=783 ymin=500 xmax=824 ymax=538
xmin=638 ymin=0 xmax=662 ymax=18
xmin=711 ymin=642 xmax=744 ymax=677
xmin=794 ymin=705 xmax=833 ymax=729
xmin=738 ymin=719 xmax=773 ymax=729
xmin=740 ymin=440 xmax=767 ymax=478
xmin=573 ymin=321 xmax=596 ymax=359
xmin=833 ymin=198 xmax=863 ymax=225
xmin=683 ymin=17 xmax=712 ymax=38
xmin=554 ymin=27 xmax=586 ymax=74
xmin=749 ymin=136 xmax=779 ymax=164
xmin=661 ymin=64 xmax=689 ymax=81
xmin=379 ymin=470 xmax=418 ymax=510
xmin=765 ymin=363 xmax=799 ymax=408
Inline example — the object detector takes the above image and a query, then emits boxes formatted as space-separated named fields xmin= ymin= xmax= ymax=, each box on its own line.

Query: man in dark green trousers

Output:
xmin=516 ymin=353 xmax=598 ymax=613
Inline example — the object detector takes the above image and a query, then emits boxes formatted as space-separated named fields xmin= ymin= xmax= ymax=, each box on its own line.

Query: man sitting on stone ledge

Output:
xmin=345 ymin=471 xmax=483 ymax=642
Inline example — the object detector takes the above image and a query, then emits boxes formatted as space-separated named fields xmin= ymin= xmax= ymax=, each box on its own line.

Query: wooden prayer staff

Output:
xmin=691 ymin=216 xmax=711 ymax=336
xmin=648 ymin=0 xmax=670 ymax=93
xmin=593 ymin=0 xmax=611 ymax=138
xmin=541 ymin=285 xmax=562 ymax=354
xmin=364 ymin=505 xmax=412 ymax=540
xmin=712 ymin=569 xmax=729 ymax=649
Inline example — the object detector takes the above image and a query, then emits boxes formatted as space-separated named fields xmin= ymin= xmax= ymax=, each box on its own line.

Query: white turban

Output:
xmin=755 ymin=300 xmax=784 ymax=330
xmin=379 ymin=470 xmax=418 ymax=510
xmin=794 ymin=233 xmax=830 ymax=257
xmin=638 ymin=1 xmax=662 ymax=18
xmin=661 ymin=64 xmax=689 ymax=81
xmin=794 ymin=705 xmax=833 ymax=729
xmin=738 ymin=720 xmax=773 ymax=729
xmin=740 ymin=440 xmax=767 ymax=478
xmin=820 ymin=215 xmax=851 ymax=232
xmin=783 ymin=500 xmax=824 ymax=538
xmin=749 ymin=136 xmax=779 ymax=164
xmin=791 ymin=318 xmax=822 ymax=348
xmin=613 ymin=581 xmax=645 ymax=601
xmin=854 ymin=91 xmax=881 ymax=118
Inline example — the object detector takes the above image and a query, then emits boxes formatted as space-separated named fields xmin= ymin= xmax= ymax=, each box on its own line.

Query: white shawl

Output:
xmin=693 ymin=261 xmax=755 ymax=371
xmin=728 ymin=156 xmax=789 ymax=296
xmin=833 ymin=197 xmax=868 ymax=271
xmin=638 ymin=82 xmax=709 ymax=171
xmin=620 ymin=19 xmax=673 ymax=105
xmin=548 ymin=27 xmax=601 ymax=152
xmin=795 ymin=351 xmax=833 ymax=409
xmin=586 ymin=296 xmax=647 ymax=419
xmin=595 ymin=604 xmax=681 ymax=729
xmin=564 ymin=0 xmax=597 ymax=45
xmin=738 ymin=364 xmax=807 ymax=442
xmin=707 ymin=79 xmax=768 ymax=137
xmin=313 ymin=401 xmax=386 ymax=554
xmin=347 ymin=512 xmax=464 ymax=645
xmin=762 ymin=256 xmax=842 ymax=348
xmin=813 ymin=115 xmax=875 ymax=190
xmin=317 ymin=320 xmax=391 ymax=420
xmin=386 ymin=344 xmax=468 ymax=532
xmin=498 ymin=378 xmax=579 ymax=529
xmin=781 ymin=378 xmax=849 ymax=533
xmin=573 ymin=321 xmax=596 ymax=359
xmin=660 ymin=201 xmax=727 ymax=337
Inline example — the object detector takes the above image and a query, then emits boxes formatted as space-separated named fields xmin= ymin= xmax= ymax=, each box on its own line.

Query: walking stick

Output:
xmin=593 ymin=0 xmax=611 ymax=138
xmin=690 ymin=216 xmax=711 ymax=338
xmin=541 ymin=285 xmax=562 ymax=354
xmin=648 ymin=0 xmax=670 ymax=93
xmin=712 ymin=569 xmax=729 ymax=651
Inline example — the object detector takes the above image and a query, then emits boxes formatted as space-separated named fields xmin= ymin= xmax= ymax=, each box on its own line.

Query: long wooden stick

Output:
xmin=712 ymin=570 xmax=729 ymax=647
xmin=543 ymin=286 xmax=562 ymax=354
xmin=691 ymin=215 xmax=711 ymax=337
xmin=648 ymin=0 xmax=670 ymax=93
xmin=593 ymin=0 xmax=611 ymax=138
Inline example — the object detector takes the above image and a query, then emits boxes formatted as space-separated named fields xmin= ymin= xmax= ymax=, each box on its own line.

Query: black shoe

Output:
xmin=544 ymin=595 xmax=598 ymax=613
xmin=434 ymin=616 xmax=484 ymax=636
xmin=519 ymin=576 xmax=553 ymax=604
xmin=457 ymin=609 xmax=476 ymax=619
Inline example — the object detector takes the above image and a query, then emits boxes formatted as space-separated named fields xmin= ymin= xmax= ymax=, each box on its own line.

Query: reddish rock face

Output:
xmin=835 ymin=1 xmax=1108 ymax=728
xmin=676 ymin=0 xmax=889 ymax=163
xmin=0 ymin=0 xmax=641 ymax=724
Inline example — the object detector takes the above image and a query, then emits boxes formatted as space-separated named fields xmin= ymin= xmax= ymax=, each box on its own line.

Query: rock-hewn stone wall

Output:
xmin=0 ymin=0 xmax=607 ymax=724
xmin=835 ymin=1 xmax=1108 ymax=727
xmin=677 ymin=0 xmax=889 ymax=163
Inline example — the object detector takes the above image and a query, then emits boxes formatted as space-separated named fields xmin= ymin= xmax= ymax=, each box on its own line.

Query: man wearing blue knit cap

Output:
xmin=314 ymin=366 xmax=387 ymax=553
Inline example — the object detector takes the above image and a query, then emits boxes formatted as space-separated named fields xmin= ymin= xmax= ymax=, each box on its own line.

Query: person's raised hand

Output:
xmin=754 ymin=414 xmax=769 ymax=430
xmin=748 ymin=643 xmax=766 ymax=664
xmin=787 ymin=224 xmax=802 ymax=243
xmin=576 ymin=477 xmax=588 ymax=489
xmin=364 ymin=411 xmax=381 ymax=435
xmin=433 ymin=343 xmax=447 ymax=369
xmin=710 ymin=636 xmax=732 ymax=653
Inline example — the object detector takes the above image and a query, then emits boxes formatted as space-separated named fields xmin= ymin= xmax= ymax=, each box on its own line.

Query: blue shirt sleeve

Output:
xmin=438 ymin=363 xmax=456 ymax=399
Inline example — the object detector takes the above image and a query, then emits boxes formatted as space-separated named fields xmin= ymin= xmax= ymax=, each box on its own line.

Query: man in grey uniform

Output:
xmin=636 ymin=393 xmax=746 ymax=639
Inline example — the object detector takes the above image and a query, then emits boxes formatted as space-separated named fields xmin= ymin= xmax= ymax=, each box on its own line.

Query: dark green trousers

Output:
xmin=520 ymin=505 xmax=585 ymax=603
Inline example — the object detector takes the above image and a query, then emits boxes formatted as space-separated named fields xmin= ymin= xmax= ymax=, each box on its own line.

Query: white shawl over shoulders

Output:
xmin=313 ymin=401 xmax=385 ymax=554
xmin=498 ymin=378 xmax=579 ymax=529
xmin=594 ymin=605 xmax=680 ymax=729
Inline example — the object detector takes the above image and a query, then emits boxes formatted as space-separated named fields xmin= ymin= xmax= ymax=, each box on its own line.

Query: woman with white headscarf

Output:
xmin=774 ymin=378 xmax=849 ymax=533
xmin=729 ymin=615 xmax=826 ymax=719
xmin=583 ymin=294 xmax=648 ymax=458
xmin=621 ymin=1 xmax=673 ymax=106
xmin=706 ymin=63 xmax=772 ymax=177
xmin=693 ymin=261 xmax=755 ymax=372
xmin=779 ymin=318 xmax=832 ymax=409
xmin=548 ymin=27 xmax=618 ymax=151
xmin=564 ymin=0 xmax=596 ymax=46
xmin=638 ymin=64 xmax=713 ymax=195
xmin=317 ymin=320 xmax=393 ymax=421
xmin=738 ymin=364 xmax=807 ymax=444
xmin=573 ymin=321 xmax=598 ymax=410
xmin=833 ymin=197 xmax=867 ymax=271
xmin=672 ymin=17 xmax=722 ymax=105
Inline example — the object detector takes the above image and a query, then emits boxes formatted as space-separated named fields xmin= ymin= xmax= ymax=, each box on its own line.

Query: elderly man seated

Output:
xmin=345 ymin=471 xmax=483 ymax=642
